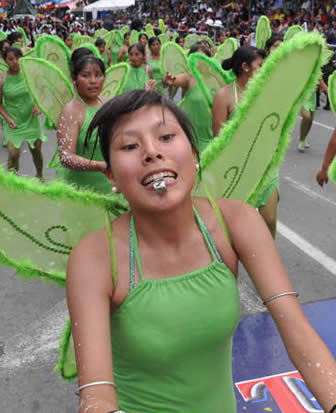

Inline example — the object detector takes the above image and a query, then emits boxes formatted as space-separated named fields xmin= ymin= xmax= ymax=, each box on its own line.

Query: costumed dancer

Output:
xmin=212 ymin=46 xmax=280 ymax=239
xmin=175 ymin=35 xmax=185 ymax=48
xmin=117 ymin=33 xmax=130 ymax=63
xmin=56 ymin=55 xmax=111 ymax=195
xmin=147 ymin=37 xmax=165 ymax=95
xmin=0 ymin=47 xmax=47 ymax=179
xmin=63 ymin=32 xmax=73 ymax=51
xmin=163 ymin=42 xmax=213 ymax=153
xmin=67 ymin=90 xmax=336 ymax=413
xmin=95 ymin=38 xmax=112 ymax=68
xmin=316 ymin=127 xmax=336 ymax=186
xmin=122 ymin=44 xmax=156 ymax=93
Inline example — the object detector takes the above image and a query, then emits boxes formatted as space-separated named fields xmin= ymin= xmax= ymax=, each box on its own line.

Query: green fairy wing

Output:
xmin=114 ymin=30 xmax=124 ymax=45
xmin=284 ymin=25 xmax=304 ymax=41
xmin=184 ymin=33 xmax=200 ymax=50
xmin=328 ymin=70 xmax=336 ymax=113
xmin=17 ymin=27 xmax=28 ymax=47
xmin=129 ymin=29 xmax=139 ymax=46
xmin=256 ymin=15 xmax=272 ymax=49
xmin=79 ymin=42 xmax=101 ymax=58
xmin=0 ymin=167 xmax=128 ymax=287
xmin=172 ymin=31 xmax=179 ymax=42
xmin=215 ymin=38 xmax=238 ymax=63
xmin=145 ymin=23 xmax=155 ymax=39
xmin=120 ymin=25 xmax=129 ymax=36
xmin=95 ymin=28 xmax=108 ymax=38
xmin=101 ymin=31 xmax=115 ymax=50
xmin=24 ymin=47 xmax=37 ymax=58
xmin=0 ymin=30 xmax=7 ymax=40
xmin=159 ymin=18 xmax=167 ymax=34
xmin=329 ymin=159 xmax=336 ymax=183
xmin=158 ymin=33 xmax=170 ymax=45
xmin=189 ymin=53 xmax=232 ymax=109
xmin=20 ymin=57 xmax=74 ymax=128
xmin=201 ymin=35 xmax=215 ymax=50
xmin=0 ymin=61 xmax=8 ymax=74
xmin=73 ymin=35 xmax=95 ymax=49
xmin=160 ymin=41 xmax=190 ymax=76
xmin=102 ymin=63 xmax=130 ymax=99
xmin=36 ymin=35 xmax=71 ymax=80
xmin=194 ymin=32 xmax=327 ymax=205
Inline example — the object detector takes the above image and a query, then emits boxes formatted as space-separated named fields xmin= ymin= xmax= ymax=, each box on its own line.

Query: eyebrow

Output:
xmin=114 ymin=119 xmax=177 ymax=139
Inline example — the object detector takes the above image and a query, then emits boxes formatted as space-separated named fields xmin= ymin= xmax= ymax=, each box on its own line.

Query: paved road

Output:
xmin=0 ymin=107 xmax=336 ymax=412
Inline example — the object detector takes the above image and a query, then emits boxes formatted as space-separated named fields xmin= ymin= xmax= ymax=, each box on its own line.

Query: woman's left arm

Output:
xmin=225 ymin=200 xmax=336 ymax=412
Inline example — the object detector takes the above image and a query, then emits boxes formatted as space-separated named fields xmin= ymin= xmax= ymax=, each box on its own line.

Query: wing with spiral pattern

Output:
xmin=102 ymin=63 xmax=130 ymax=99
xmin=36 ymin=35 xmax=71 ymax=79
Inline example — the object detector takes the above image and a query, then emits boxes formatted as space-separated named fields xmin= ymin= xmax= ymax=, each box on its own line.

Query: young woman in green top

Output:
xmin=147 ymin=37 xmax=164 ymax=95
xmin=0 ymin=47 xmax=47 ymax=178
xmin=95 ymin=37 xmax=112 ymax=68
xmin=67 ymin=90 xmax=336 ymax=413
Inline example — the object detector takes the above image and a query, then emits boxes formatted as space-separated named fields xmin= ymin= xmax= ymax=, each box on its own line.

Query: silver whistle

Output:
xmin=153 ymin=179 xmax=167 ymax=194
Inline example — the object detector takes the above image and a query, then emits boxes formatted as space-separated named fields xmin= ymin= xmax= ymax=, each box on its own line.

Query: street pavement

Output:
xmin=0 ymin=106 xmax=336 ymax=412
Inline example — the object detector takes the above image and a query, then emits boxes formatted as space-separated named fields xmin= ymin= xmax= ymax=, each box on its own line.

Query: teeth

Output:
xmin=143 ymin=171 xmax=176 ymax=185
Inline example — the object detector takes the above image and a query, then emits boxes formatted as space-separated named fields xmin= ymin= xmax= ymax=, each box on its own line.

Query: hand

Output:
xmin=32 ymin=106 xmax=41 ymax=115
xmin=163 ymin=72 xmax=176 ymax=87
xmin=7 ymin=118 xmax=17 ymax=129
xmin=316 ymin=169 xmax=328 ymax=187
xmin=145 ymin=79 xmax=157 ymax=91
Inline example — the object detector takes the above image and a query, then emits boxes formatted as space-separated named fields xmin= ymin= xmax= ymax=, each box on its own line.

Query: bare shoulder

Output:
xmin=214 ymin=84 xmax=232 ymax=101
xmin=0 ymin=72 xmax=7 ymax=88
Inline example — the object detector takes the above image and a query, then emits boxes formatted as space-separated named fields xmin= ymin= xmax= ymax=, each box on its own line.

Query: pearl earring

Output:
xmin=112 ymin=186 xmax=118 ymax=193
xmin=196 ymin=163 xmax=200 ymax=171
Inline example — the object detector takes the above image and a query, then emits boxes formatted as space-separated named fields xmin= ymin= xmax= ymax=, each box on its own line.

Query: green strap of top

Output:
xmin=105 ymin=211 xmax=117 ymax=288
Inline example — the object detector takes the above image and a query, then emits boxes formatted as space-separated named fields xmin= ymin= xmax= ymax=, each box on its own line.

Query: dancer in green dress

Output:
xmin=164 ymin=42 xmax=213 ymax=153
xmin=117 ymin=32 xmax=130 ymax=63
xmin=95 ymin=37 xmax=112 ymax=68
xmin=0 ymin=47 xmax=47 ymax=178
xmin=56 ymin=55 xmax=111 ymax=195
xmin=147 ymin=37 xmax=164 ymax=95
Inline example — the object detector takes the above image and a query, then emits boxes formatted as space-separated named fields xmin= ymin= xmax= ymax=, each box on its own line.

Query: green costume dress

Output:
xmin=101 ymin=52 xmax=109 ymax=68
xmin=303 ymin=90 xmax=317 ymax=112
xmin=147 ymin=58 xmax=164 ymax=95
xmin=56 ymin=102 xmax=111 ymax=195
xmin=111 ymin=45 xmax=120 ymax=65
xmin=2 ymin=72 xmax=47 ymax=148
xmin=122 ymin=65 xmax=149 ymax=93
xmin=179 ymin=84 xmax=213 ymax=153
xmin=110 ymin=207 xmax=240 ymax=413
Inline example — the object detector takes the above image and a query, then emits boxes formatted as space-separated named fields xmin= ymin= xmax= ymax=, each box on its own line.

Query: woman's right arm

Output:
xmin=57 ymin=103 xmax=107 ymax=172
xmin=67 ymin=233 xmax=118 ymax=413
xmin=0 ymin=74 xmax=17 ymax=128
xmin=212 ymin=87 xmax=230 ymax=137
xmin=117 ymin=46 xmax=126 ymax=63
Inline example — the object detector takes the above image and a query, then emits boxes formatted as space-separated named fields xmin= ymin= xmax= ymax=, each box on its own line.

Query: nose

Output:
xmin=142 ymin=141 xmax=163 ymax=164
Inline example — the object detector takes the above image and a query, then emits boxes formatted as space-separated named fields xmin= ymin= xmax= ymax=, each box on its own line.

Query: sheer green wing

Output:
xmin=24 ymin=47 xmax=37 ymax=58
xmin=120 ymin=25 xmax=130 ymax=36
xmin=0 ymin=30 xmax=6 ymax=41
xmin=201 ymin=35 xmax=215 ymax=50
xmin=159 ymin=18 xmax=167 ymax=34
xmin=284 ymin=25 xmax=304 ymax=41
xmin=36 ymin=35 xmax=71 ymax=80
xmin=256 ymin=15 xmax=272 ymax=49
xmin=158 ymin=33 xmax=170 ymax=45
xmin=329 ymin=159 xmax=336 ymax=183
xmin=215 ymin=38 xmax=238 ymax=63
xmin=160 ymin=42 xmax=190 ymax=76
xmin=73 ymin=35 xmax=95 ymax=49
xmin=194 ymin=33 xmax=327 ymax=205
xmin=95 ymin=28 xmax=108 ymax=38
xmin=145 ymin=23 xmax=155 ymax=39
xmin=172 ymin=31 xmax=179 ymax=42
xmin=20 ymin=57 xmax=74 ymax=127
xmin=189 ymin=53 xmax=231 ymax=109
xmin=79 ymin=42 xmax=101 ymax=58
xmin=102 ymin=63 xmax=130 ymax=99
xmin=328 ymin=71 xmax=336 ymax=113
xmin=0 ymin=61 xmax=8 ymax=74
xmin=17 ymin=27 xmax=28 ymax=47
xmin=184 ymin=33 xmax=200 ymax=50
xmin=130 ymin=29 xmax=139 ymax=46
xmin=0 ymin=167 xmax=128 ymax=287
xmin=114 ymin=30 xmax=124 ymax=45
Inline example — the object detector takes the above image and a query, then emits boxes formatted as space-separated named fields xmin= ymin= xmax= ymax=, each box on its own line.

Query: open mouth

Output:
xmin=142 ymin=171 xmax=177 ymax=187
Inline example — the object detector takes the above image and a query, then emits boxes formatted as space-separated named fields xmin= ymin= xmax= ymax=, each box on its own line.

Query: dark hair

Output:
xmin=7 ymin=31 xmax=23 ymax=45
xmin=128 ymin=43 xmax=146 ymax=56
xmin=71 ymin=47 xmax=94 ymax=67
xmin=131 ymin=18 xmax=143 ymax=31
xmin=221 ymin=45 xmax=266 ymax=76
xmin=124 ymin=32 xmax=130 ymax=40
xmin=148 ymin=36 xmax=161 ymax=49
xmin=175 ymin=35 xmax=184 ymax=44
xmin=189 ymin=42 xmax=211 ymax=57
xmin=4 ymin=46 xmax=23 ymax=60
xmin=95 ymin=37 xmax=106 ymax=47
xmin=154 ymin=28 xmax=162 ymax=36
xmin=265 ymin=34 xmax=283 ymax=52
xmin=62 ymin=32 xmax=71 ymax=41
xmin=85 ymin=90 xmax=200 ymax=171
xmin=72 ymin=55 xmax=105 ymax=80
xmin=0 ymin=39 xmax=10 ymax=56
xmin=139 ymin=32 xmax=148 ymax=41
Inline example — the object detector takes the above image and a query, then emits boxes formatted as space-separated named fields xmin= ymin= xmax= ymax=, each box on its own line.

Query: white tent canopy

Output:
xmin=83 ymin=0 xmax=135 ymax=18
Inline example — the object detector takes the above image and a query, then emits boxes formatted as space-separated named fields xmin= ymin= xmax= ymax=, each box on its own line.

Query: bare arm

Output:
xmin=0 ymin=74 xmax=17 ymax=128
xmin=67 ymin=233 xmax=118 ymax=413
xmin=162 ymin=72 xmax=192 ymax=92
xmin=212 ymin=87 xmax=230 ymax=137
xmin=56 ymin=102 xmax=107 ymax=172
xmin=117 ymin=46 xmax=127 ymax=63
xmin=223 ymin=200 xmax=336 ymax=412
xmin=316 ymin=127 xmax=336 ymax=186
xmin=107 ymin=50 xmax=112 ymax=67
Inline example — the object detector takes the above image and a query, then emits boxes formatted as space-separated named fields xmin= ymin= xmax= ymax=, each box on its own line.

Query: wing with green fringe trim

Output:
xmin=193 ymin=33 xmax=327 ymax=206
xmin=201 ymin=35 xmax=215 ymax=50
xmin=256 ymin=16 xmax=272 ymax=49
xmin=73 ymin=35 xmax=95 ymax=49
xmin=284 ymin=25 xmax=304 ymax=41
xmin=328 ymin=70 xmax=336 ymax=113
xmin=95 ymin=28 xmax=108 ymax=39
xmin=0 ymin=167 xmax=128 ymax=287
xmin=215 ymin=38 xmax=238 ymax=63
xmin=145 ymin=23 xmax=155 ymax=39
xmin=17 ymin=27 xmax=28 ymax=47
xmin=159 ymin=19 xmax=166 ymax=34
xmin=36 ymin=35 xmax=71 ymax=80
xmin=158 ymin=33 xmax=170 ymax=45
xmin=120 ymin=25 xmax=129 ymax=36
xmin=24 ymin=47 xmax=37 ymax=58
xmin=160 ymin=42 xmax=190 ymax=76
xmin=184 ymin=33 xmax=200 ymax=50
xmin=130 ymin=29 xmax=139 ymax=46
xmin=20 ymin=57 xmax=74 ymax=128
xmin=79 ymin=42 xmax=101 ymax=58
xmin=189 ymin=53 xmax=233 ymax=110
xmin=102 ymin=63 xmax=130 ymax=99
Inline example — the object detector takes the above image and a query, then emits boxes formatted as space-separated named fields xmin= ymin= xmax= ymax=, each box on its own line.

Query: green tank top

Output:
xmin=147 ymin=58 xmax=164 ymax=95
xmin=58 ymin=102 xmax=111 ymax=195
xmin=179 ymin=84 xmax=213 ymax=153
xmin=110 ymin=207 xmax=240 ymax=413
xmin=122 ymin=65 xmax=149 ymax=93
xmin=111 ymin=44 xmax=120 ymax=65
